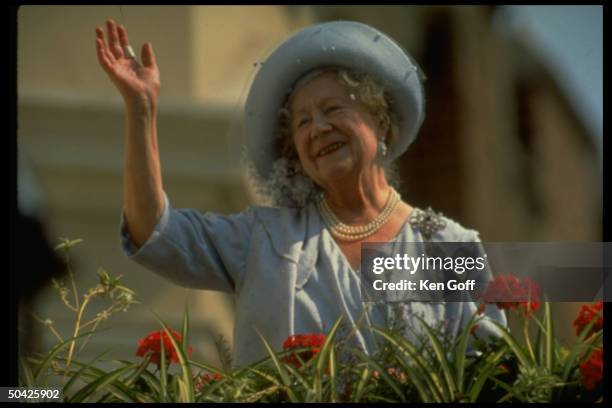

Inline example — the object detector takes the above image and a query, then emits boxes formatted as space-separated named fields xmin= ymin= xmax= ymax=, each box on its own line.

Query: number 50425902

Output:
xmin=3 ymin=388 xmax=62 ymax=402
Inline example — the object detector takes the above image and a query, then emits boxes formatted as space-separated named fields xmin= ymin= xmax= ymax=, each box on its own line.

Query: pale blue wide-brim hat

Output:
xmin=244 ymin=20 xmax=425 ymax=180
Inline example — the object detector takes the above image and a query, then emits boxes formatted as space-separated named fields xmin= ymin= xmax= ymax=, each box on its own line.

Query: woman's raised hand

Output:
xmin=96 ymin=20 xmax=160 ymax=111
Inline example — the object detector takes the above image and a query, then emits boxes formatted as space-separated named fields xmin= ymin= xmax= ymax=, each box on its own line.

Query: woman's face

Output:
xmin=289 ymin=71 xmax=383 ymax=189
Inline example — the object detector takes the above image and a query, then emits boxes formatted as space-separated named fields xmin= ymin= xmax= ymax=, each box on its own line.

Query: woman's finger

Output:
xmin=96 ymin=26 xmax=116 ymax=65
xmin=96 ymin=37 xmax=112 ymax=71
xmin=117 ymin=24 xmax=130 ymax=48
xmin=106 ymin=19 xmax=124 ymax=60
xmin=141 ymin=42 xmax=157 ymax=69
xmin=117 ymin=24 xmax=140 ymax=66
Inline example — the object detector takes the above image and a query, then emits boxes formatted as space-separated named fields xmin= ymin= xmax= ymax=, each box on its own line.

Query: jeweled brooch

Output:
xmin=409 ymin=206 xmax=447 ymax=240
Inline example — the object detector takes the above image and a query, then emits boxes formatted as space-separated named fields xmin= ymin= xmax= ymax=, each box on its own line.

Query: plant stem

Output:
xmin=31 ymin=312 xmax=64 ymax=343
xmin=64 ymin=249 xmax=80 ymax=311
xmin=47 ymin=325 xmax=65 ymax=345
xmin=79 ymin=302 xmax=117 ymax=331
xmin=64 ymin=295 xmax=92 ymax=379
xmin=523 ymin=316 xmax=536 ymax=362
xmin=79 ymin=316 xmax=100 ymax=331
xmin=76 ymin=301 xmax=121 ymax=354
xmin=77 ymin=317 xmax=103 ymax=354
xmin=59 ymin=297 xmax=78 ymax=313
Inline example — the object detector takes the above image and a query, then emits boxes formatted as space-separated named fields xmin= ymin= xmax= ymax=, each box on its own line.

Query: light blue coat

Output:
xmin=119 ymin=192 xmax=507 ymax=367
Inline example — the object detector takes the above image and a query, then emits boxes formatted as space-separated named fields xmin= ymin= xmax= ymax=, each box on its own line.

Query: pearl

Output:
xmin=317 ymin=188 xmax=400 ymax=241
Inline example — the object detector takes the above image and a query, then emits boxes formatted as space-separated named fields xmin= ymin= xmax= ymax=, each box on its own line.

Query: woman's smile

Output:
xmin=316 ymin=141 xmax=347 ymax=158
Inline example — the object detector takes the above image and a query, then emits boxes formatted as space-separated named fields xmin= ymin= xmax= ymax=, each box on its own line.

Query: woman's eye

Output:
xmin=297 ymin=118 xmax=310 ymax=128
xmin=325 ymin=106 xmax=340 ymax=114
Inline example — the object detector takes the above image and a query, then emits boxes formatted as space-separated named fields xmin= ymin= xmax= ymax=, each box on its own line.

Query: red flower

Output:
xmin=194 ymin=372 xmax=223 ymax=393
xmin=135 ymin=329 xmax=193 ymax=366
xmin=476 ymin=303 xmax=485 ymax=315
xmin=498 ymin=363 xmax=511 ymax=374
xmin=479 ymin=275 xmax=540 ymax=316
xmin=573 ymin=301 xmax=603 ymax=338
xmin=282 ymin=333 xmax=325 ymax=368
xmin=579 ymin=348 xmax=603 ymax=390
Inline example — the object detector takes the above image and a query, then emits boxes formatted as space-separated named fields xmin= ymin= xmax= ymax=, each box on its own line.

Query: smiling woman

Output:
xmin=282 ymin=69 xmax=398 ymax=185
xmin=290 ymin=71 xmax=386 ymax=192
xmin=96 ymin=19 xmax=508 ymax=367
xmin=274 ymin=68 xmax=401 ymax=208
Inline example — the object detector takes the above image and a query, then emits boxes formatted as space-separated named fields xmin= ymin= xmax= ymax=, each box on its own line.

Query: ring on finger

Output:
xmin=123 ymin=45 xmax=136 ymax=59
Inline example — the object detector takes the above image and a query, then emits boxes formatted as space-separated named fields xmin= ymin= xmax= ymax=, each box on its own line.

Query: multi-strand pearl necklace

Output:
xmin=317 ymin=188 xmax=400 ymax=241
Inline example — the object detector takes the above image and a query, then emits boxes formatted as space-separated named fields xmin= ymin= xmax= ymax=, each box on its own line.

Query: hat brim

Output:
xmin=244 ymin=20 xmax=425 ymax=180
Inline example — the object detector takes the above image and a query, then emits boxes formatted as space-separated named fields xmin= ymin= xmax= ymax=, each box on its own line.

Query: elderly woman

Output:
xmin=96 ymin=19 xmax=506 ymax=367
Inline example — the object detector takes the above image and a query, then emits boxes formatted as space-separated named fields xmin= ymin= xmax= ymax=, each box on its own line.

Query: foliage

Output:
xmin=19 ymin=240 xmax=604 ymax=403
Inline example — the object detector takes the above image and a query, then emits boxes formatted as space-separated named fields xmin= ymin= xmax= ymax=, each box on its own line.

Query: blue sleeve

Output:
xmin=460 ymin=230 xmax=508 ymax=343
xmin=118 ymin=191 xmax=255 ymax=293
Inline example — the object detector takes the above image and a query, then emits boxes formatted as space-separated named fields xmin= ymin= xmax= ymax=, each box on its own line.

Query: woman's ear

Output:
xmin=378 ymin=113 xmax=393 ymax=142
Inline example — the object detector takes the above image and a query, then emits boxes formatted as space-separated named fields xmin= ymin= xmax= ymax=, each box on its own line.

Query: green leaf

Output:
xmin=368 ymin=394 xmax=400 ymax=403
xmin=488 ymin=320 xmax=531 ymax=368
xmin=390 ymin=353 xmax=432 ymax=402
xmin=159 ymin=328 xmax=168 ymax=402
xmin=283 ymin=362 xmax=313 ymax=400
xmin=68 ymin=371 xmax=144 ymax=402
xmin=560 ymin=307 xmax=602 ymax=382
xmin=63 ymin=349 xmax=113 ymax=395
xmin=313 ymin=317 xmax=343 ymax=401
xmin=194 ymin=369 xmax=228 ymax=402
xmin=122 ymin=353 xmax=153 ymax=388
xmin=138 ymin=369 xmax=162 ymax=398
xmin=328 ymin=344 xmax=338 ymax=402
xmin=246 ymin=366 xmax=281 ymax=387
xmin=18 ymin=355 xmax=34 ymax=387
xmin=239 ymin=385 xmax=280 ymax=403
xmin=43 ymin=357 xmax=146 ymax=402
xmin=454 ymin=313 xmax=479 ymax=393
xmin=489 ymin=377 xmax=526 ymax=403
xmin=154 ymin=314 xmax=195 ymax=402
xmin=177 ymin=376 xmax=191 ymax=402
xmin=33 ymin=329 xmax=98 ymax=381
xmin=535 ymin=318 xmax=544 ymax=366
xmin=414 ymin=315 xmax=457 ymax=400
xmin=188 ymin=360 xmax=228 ymax=382
xmin=188 ymin=360 xmax=222 ymax=372
xmin=544 ymin=302 xmax=554 ymax=371
xmin=354 ymin=349 xmax=406 ymax=402
xmin=54 ymin=238 xmax=84 ymax=251
xmin=467 ymin=345 xmax=509 ymax=402
xmin=46 ymin=356 xmax=150 ymax=402
xmin=351 ymin=364 xmax=371 ymax=402
xmin=181 ymin=299 xmax=190 ymax=361
xmin=69 ymin=363 xmax=137 ymax=402
xmin=254 ymin=328 xmax=299 ymax=402
xmin=372 ymin=326 xmax=442 ymax=402
xmin=169 ymin=373 xmax=178 ymax=400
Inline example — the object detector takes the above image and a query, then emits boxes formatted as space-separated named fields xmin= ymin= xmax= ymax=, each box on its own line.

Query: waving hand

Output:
xmin=95 ymin=19 xmax=160 ymax=110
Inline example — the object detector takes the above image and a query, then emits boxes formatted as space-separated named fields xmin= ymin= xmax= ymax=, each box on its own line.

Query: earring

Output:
xmin=378 ymin=139 xmax=388 ymax=157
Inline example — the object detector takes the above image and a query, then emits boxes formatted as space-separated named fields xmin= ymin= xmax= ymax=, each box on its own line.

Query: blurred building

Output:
xmin=310 ymin=5 xmax=601 ymax=344
xmin=17 ymin=6 xmax=601 ymax=364
xmin=17 ymin=5 xmax=316 ymax=367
